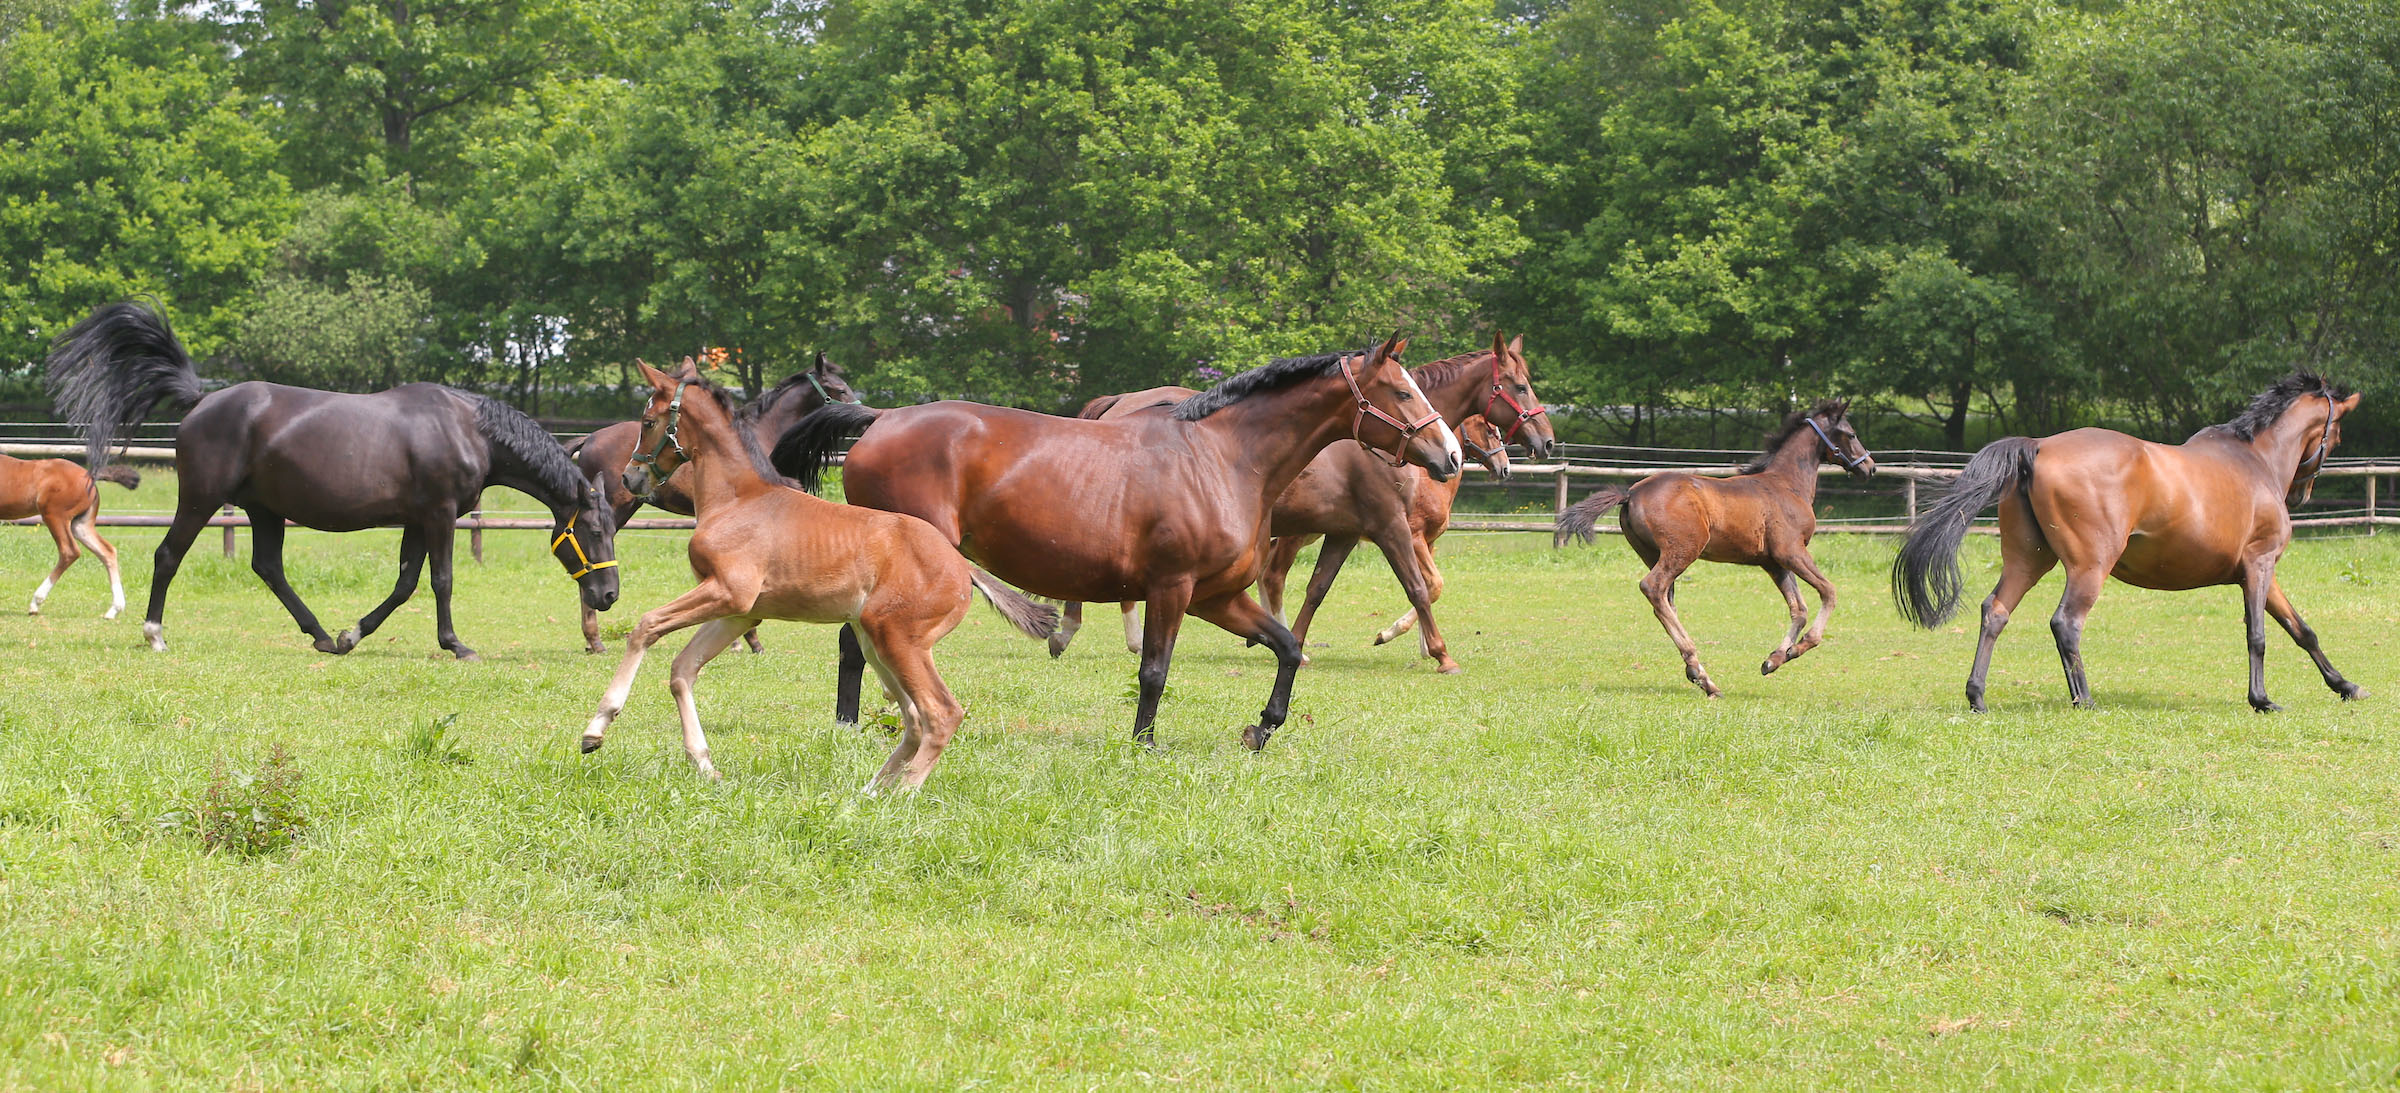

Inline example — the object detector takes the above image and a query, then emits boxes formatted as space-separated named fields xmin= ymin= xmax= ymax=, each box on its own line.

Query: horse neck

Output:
xmin=479 ymin=435 xmax=576 ymax=522
xmin=1413 ymin=355 xmax=1488 ymax=428
xmin=740 ymin=389 xmax=821 ymax=452
xmin=2249 ymin=402 xmax=2325 ymax=476
xmin=1198 ymin=376 xmax=1363 ymax=497
xmin=1756 ymin=429 xmax=1825 ymax=502
xmin=681 ymin=400 xmax=779 ymax=513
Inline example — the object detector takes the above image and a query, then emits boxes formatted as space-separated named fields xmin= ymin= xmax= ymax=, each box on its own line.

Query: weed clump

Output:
xmin=156 ymin=743 xmax=310 ymax=855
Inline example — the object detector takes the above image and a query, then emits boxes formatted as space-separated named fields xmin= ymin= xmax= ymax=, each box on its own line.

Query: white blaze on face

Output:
xmin=1402 ymin=369 xmax=1463 ymax=468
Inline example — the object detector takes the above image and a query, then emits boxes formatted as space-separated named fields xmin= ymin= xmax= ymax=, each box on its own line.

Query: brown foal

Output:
xmin=0 ymin=453 xmax=136 ymax=618
xmin=1894 ymin=372 xmax=2361 ymax=713
xmin=580 ymin=361 xmax=1054 ymax=788
xmin=1556 ymin=400 xmax=1876 ymax=697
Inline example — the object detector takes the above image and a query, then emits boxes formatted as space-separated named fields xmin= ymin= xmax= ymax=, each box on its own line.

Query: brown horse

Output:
xmin=0 ymin=454 xmax=137 ymax=618
xmin=772 ymin=335 xmax=1462 ymax=749
xmin=1052 ymin=332 xmax=1554 ymax=671
xmin=566 ymin=354 xmax=858 ymax=652
xmin=1893 ymin=372 xmax=2361 ymax=713
xmin=1556 ymin=400 xmax=1876 ymax=697
xmin=581 ymin=360 xmax=1055 ymax=787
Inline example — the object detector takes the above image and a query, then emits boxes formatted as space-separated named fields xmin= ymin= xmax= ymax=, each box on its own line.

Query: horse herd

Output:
xmin=1 ymin=300 xmax=2365 ymax=788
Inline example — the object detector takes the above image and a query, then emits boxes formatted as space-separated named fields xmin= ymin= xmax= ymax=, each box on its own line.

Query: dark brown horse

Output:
xmin=1053 ymin=332 xmax=1554 ymax=671
xmin=772 ymin=335 xmax=1462 ymax=749
xmin=1893 ymin=372 xmax=2361 ymax=713
xmin=1556 ymin=400 xmax=1875 ymax=697
xmin=566 ymin=353 xmax=857 ymax=652
xmin=0 ymin=453 xmax=137 ymax=618
xmin=46 ymin=301 xmax=620 ymax=659
xmin=581 ymin=361 xmax=1054 ymax=787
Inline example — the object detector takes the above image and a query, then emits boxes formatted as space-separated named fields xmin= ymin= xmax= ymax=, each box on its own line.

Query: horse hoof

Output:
xmin=1240 ymin=725 xmax=1273 ymax=751
xmin=102 ymin=608 xmax=120 ymax=621
xmin=2250 ymin=699 xmax=2282 ymax=714
xmin=1436 ymin=660 xmax=1462 ymax=675
xmin=335 ymin=629 xmax=362 ymax=654
xmin=579 ymin=735 xmax=603 ymax=754
xmin=453 ymin=649 xmax=482 ymax=663
xmin=312 ymin=636 xmax=344 ymax=654
xmin=1048 ymin=638 xmax=1068 ymax=658
xmin=2338 ymin=683 xmax=2366 ymax=701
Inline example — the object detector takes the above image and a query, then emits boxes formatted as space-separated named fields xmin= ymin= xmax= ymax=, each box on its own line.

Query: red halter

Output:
xmin=1483 ymin=351 xmax=1548 ymax=443
xmin=1342 ymin=353 xmax=1445 ymax=468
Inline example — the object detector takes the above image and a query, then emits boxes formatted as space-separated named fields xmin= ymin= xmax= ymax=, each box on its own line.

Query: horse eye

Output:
xmin=1397 ymin=391 xmax=1415 ymax=401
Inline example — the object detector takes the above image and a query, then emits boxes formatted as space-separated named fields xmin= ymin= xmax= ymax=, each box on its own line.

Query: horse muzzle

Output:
xmin=622 ymin=467 xmax=655 ymax=499
xmin=581 ymin=573 xmax=621 ymax=612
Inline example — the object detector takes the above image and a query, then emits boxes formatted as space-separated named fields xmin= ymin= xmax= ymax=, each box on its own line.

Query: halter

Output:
xmin=1342 ymin=353 xmax=1445 ymax=468
xmin=1807 ymin=417 xmax=1870 ymax=471
xmin=1482 ymin=352 xmax=1549 ymax=444
xmin=629 ymin=380 xmax=695 ymax=494
xmin=804 ymin=371 xmax=856 ymax=406
xmin=1463 ymin=435 xmax=1509 ymax=469
xmin=2299 ymin=390 xmax=2338 ymax=491
xmin=552 ymin=526 xmax=617 ymax=580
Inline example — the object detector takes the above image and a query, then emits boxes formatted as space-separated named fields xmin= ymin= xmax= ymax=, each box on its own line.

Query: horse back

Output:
xmin=2027 ymin=427 xmax=2286 ymax=587
xmin=181 ymin=382 xmax=489 ymax=526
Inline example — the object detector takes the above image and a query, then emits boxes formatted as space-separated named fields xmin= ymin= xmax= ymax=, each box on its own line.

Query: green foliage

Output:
xmin=401 ymin=712 xmax=475 ymax=766
xmin=154 ymin=742 xmax=311 ymax=856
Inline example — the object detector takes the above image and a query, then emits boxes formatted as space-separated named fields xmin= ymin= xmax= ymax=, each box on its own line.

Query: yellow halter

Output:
xmin=553 ymin=526 xmax=618 ymax=580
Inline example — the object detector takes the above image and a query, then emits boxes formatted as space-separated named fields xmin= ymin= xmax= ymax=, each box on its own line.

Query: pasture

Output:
xmin=3 ymin=471 xmax=2398 ymax=1089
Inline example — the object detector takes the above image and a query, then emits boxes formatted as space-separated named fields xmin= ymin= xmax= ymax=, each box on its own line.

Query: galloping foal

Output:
xmin=1894 ymin=372 xmax=2361 ymax=713
xmin=1555 ymin=400 xmax=1876 ymax=697
xmin=0 ymin=453 xmax=136 ymax=618
xmin=580 ymin=361 xmax=1056 ymax=788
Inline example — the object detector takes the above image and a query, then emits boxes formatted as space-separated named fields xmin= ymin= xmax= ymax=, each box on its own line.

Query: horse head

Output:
xmin=1486 ymin=332 xmax=1555 ymax=460
xmin=1812 ymin=399 xmax=1876 ymax=478
xmin=2290 ymin=388 xmax=2362 ymax=506
xmin=1460 ymin=414 xmax=1512 ymax=480
xmin=1347 ymin=333 xmax=1463 ymax=481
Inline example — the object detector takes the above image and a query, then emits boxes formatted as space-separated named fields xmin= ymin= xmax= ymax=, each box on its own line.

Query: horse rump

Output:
xmin=770 ymin=401 xmax=883 ymax=493
xmin=45 ymin=300 xmax=207 ymax=472
xmin=1891 ymin=437 xmax=2039 ymax=628
xmin=1554 ymin=487 xmax=1631 ymax=546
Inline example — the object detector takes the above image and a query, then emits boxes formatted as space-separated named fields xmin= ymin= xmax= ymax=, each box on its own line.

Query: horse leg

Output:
xmin=426 ymin=521 xmax=478 ymax=661
xmin=1289 ymin=534 xmax=1358 ymax=652
xmin=1370 ymin=530 xmax=1456 ymax=673
xmin=338 ymin=526 xmax=427 ymax=653
xmin=1966 ymin=503 xmax=2058 ymax=712
xmin=2048 ymin=562 xmax=2111 ymax=709
xmin=1776 ymin=550 xmax=1839 ymax=667
xmin=1760 ymin=565 xmax=1807 ymax=675
xmin=581 ymin=583 xmax=742 ymax=760
xmin=1120 ymin=602 xmax=1141 ymax=654
xmin=742 ymin=625 xmax=765 ymax=654
xmin=860 ymin=619 xmax=965 ymax=793
xmin=26 ymin=511 xmax=76 ymax=616
xmin=244 ymin=509 xmax=341 ymax=652
xmin=145 ymin=496 xmax=219 ymax=652
xmin=1640 ymin=555 xmax=1718 ymax=697
xmin=1373 ymin=538 xmax=1440 ymax=647
xmin=1259 ymin=534 xmax=1313 ymax=626
xmin=2264 ymin=577 xmax=2362 ymax=701
xmin=834 ymin=624 xmax=866 ymax=726
xmin=666 ymin=617 xmax=754 ymax=779
xmin=67 ymin=508 xmax=123 ymax=620
xmin=1048 ymin=601 xmax=1083 ymax=658
xmin=1132 ymin=582 xmax=1194 ymax=746
xmin=582 ymin=603 xmax=605 ymax=654
xmin=1190 ymin=592 xmax=1305 ymax=751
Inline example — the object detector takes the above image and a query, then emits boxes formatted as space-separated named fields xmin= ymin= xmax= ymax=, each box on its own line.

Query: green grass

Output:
xmin=2 ymin=471 xmax=2398 ymax=1088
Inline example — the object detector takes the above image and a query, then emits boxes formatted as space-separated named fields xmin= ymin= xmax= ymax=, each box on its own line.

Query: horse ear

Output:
xmin=1508 ymin=334 xmax=1524 ymax=355
xmin=813 ymin=350 xmax=830 ymax=374
xmin=1491 ymin=329 xmax=1507 ymax=358
xmin=635 ymin=359 xmax=672 ymax=389
xmin=675 ymin=356 xmax=703 ymax=381
xmin=2338 ymin=393 xmax=2361 ymax=416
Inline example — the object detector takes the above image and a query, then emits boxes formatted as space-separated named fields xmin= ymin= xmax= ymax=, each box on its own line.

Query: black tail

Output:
xmin=91 ymin=464 xmax=141 ymax=491
xmin=968 ymin=568 xmax=1061 ymax=641
xmin=1554 ymin=487 xmax=1631 ymax=546
xmin=770 ymin=401 xmax=883 ymax=493
xmin=45 ymin=300 xmax=206 ymax=473
xmin=1892 ymin=437 xmax=2039 ymax=628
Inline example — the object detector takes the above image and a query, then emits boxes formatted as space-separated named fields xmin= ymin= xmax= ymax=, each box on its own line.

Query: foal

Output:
xmin=581 ymin=361 xmax=1055 ymax=787
xmin=0 ymin=454 xmax=136 ymax=618
xmin=1556 ymin=400 xmax=1875 ymax=697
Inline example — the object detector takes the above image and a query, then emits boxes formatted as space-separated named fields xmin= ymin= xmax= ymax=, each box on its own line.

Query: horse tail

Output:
xmin=90 ymin=464 xmax=141 ymax=491
xmin=1892 ymin=437 xmax=2039 ymax=628
xmin=1553 ymin=487 xmax=1631 ymax=546
xmin=1076 ymin=393 xmax=1123 ymax=420
xmin=968 ymin=567 xmax=1061 ymax=642
xmin=45 ymin=299 xmax=206 ymax=472
xmin=771 ymin=402 xmax=883 ymax=493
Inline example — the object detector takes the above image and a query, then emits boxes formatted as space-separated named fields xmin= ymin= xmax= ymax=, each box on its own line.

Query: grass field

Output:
xmin=3 ymin=472 xmax=2398 ymax=1089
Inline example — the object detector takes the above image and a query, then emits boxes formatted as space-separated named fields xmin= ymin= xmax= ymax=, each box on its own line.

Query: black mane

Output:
xmin=2224 ymin=371 xmax=2350 ymax=440
xmin=1738 ymin=399 xmax=1848 ymax=474
xmin=471 ymin=394 xmax=590 ymax=508
xmin=1171 ymin=349 xmax=1368 ymax=421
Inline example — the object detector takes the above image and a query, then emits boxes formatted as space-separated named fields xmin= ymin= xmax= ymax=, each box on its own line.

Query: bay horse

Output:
xmin=0 ymin=453 xmax=137 ymax=618
xmin=566 ymin=353 xmax=858 ymax=652
xmin=1555 ymin=400 xmax=1875 ymax=697
xmin=1893 ymin=372 xmax=2361 ymax=713
xmin=772 ymin=335 xmax=1463 ymax=749
xmin=45 ymin=300 xmax=621 ymax=659
xmin=581 ymin=360 xmax=1055 ymax=786
xmin=1051 ymin=332 xmax=1553 ymax=672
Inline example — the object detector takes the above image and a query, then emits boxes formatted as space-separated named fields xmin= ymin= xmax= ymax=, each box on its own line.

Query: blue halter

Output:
xmin=1807 ymin=417 xmax=1870 ymax=470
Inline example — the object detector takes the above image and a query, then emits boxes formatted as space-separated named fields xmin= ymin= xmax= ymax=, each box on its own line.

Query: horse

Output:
xmin=0 ymin=453 xmax=138 ymax=618
xmin=772 ymin=334 xmax=1463 ymax=749
xmin=1555 ymin=400 xmax=1876 ymax=697
xmin=1260 ymin=414 xmax=1515 ymax=669
xmin=45 ymin=300 xmax=621 ymax=659
xmin=580 ymin=360 xmax=1055 ymax=786
xmin=1050 ymin=332 xmax=1554 ymax=671
xmin=566 ymin=353 xmax=858 ymax=653
xmin=1892 ymin=372 xmax=2361 ymax=713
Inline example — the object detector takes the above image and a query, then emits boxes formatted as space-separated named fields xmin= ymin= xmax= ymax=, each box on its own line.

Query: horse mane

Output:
xmin=670 ymin=374 xmax=802 ymax=489
xmin=1738 ymin=399 xmax=1849 ymax=474
xmin=470 ymin=395 xmax=589 ymax=507
xmin=738 ymin=368 xmax=828 ymax=426
xmin=1171 ymin=349 xmax=1367 ymax=421
xmin=2223 ymin=371 xmax=2351 ymax=440
xmin=1407 ymin=349 xmax=1488 ymax=393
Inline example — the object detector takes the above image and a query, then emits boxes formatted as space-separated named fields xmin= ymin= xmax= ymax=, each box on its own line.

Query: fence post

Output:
xmin=2369 ymin=476 xmax=2378 ymax=535
xmin=470 ymin=496 xmax=485 ymax=563
xmin=220 ymin=504 xmax=237 ymax=559
xmin=1553 ymin=468 xmax=1570 ymax=515
xmin=1904 ymin=476 xmax=1917 ymax=523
